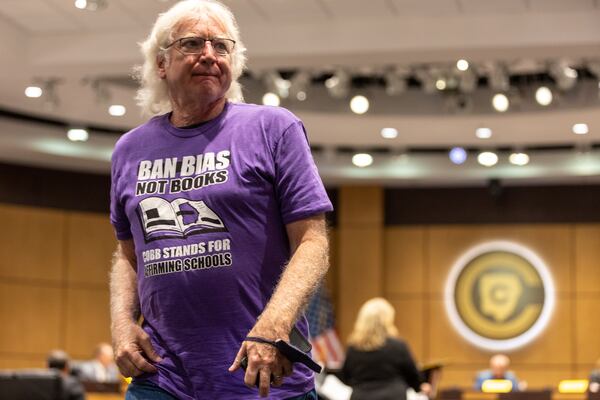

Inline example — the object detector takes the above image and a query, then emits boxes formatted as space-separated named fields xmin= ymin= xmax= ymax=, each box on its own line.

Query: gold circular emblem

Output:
xmin=445 ymin=241 xmax=555 ymax=351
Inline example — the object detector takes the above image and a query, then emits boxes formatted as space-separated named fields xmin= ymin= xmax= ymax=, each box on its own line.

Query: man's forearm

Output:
xmin=257 ymin=229 xmax=329 ymax=337
xmin=110 ymin=251 xmax=141 ymax=333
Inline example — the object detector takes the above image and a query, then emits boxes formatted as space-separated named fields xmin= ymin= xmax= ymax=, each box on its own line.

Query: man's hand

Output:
xmin=228 ymin=326 xmax=293 ymax=397
xmin=113 ymin=322 xmax=162 ymax=378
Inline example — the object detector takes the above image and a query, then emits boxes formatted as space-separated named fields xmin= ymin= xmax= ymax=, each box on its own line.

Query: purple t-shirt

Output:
xmin=110 ymin=102 xmax=333 ymax=399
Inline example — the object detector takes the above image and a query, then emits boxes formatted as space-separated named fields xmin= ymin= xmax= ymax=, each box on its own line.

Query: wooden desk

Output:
xmin=87 ymin=393 xmax=124 ymax=400
xmin=441 ymin=389 xmax=587 ymax=400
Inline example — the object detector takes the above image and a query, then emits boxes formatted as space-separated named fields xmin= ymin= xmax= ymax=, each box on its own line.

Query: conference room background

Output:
xmin=0 ymin=165 xmax=598 ymax=389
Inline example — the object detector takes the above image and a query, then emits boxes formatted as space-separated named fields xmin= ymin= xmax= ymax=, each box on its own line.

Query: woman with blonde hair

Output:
xmin=342 ymin=298 xmax=430 ymax=400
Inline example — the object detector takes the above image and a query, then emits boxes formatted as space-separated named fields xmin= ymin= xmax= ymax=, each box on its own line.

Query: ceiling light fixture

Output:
xmin=74 ymin=0 xmax=107 ymax=11
xmin=350 ymin=95 xmax=369 ymax=114
xmin=549 ymin=61 xmax=578 ymax=91
xmin=263 ymin=71 xmax=291 ymax=99
xmin=535 ymin=86 xmax=553 ymax=106
xmin=352 ymin=153 xmax=373 ymax=167
xmin=325 ymin=69 xmax=351 ymax=99
xmin=449 ymin=147 xmax=467 ymax=165
xmin=509 ymin=152 xmax=530 ymax=166
xmin=478 ymin=151 xmax=498 ymax=167
xmin=492 ymin=93 xmax=509 ymax=112
xmin=296 ymin=91 xmax=307 ymax=101
xmin=25 ymin=86 xmax=43 ymax=98
xmin=380 ymin=128 xmax=398 ymax=139
xmin=476 ymin=127 xmax=493 ymax=139
xmin=435 ymin=78 xmax=447 ymax=91
xmin=262 ymin=92 xmax=280 ymax=107
xmin=487 ymin=64 xmax=510 ymax=92
xmin=456 ymin=59 xmax=470 ymax=72
xmin=572 ymin=123 xmax=589 ymax=135
xmin=384 ymin=68 xmax=408 ymax=96
xmin=108 ymin=104 xmax=126 ymax=116
xmin=67 ymin=128 xmax=89 ymax=142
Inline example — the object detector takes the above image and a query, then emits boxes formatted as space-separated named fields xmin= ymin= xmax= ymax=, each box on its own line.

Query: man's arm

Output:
xmin=229 ymin=214 xmax=329 ymax=397
xmin=110 ymin=239 xmax=161 ymax=377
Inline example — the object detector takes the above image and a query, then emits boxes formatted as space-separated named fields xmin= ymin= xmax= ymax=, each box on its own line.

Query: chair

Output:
xmin=0 ymin=369 xmax=62 ymax=400
xmin=437 ymin=387 xmax=463 ymax=400
xmin=498 ymin=389 xmax=552 ymax=400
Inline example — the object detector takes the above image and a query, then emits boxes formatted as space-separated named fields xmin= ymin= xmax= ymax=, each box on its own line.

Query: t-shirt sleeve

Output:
xmin=273 ymin=120 xmax=333 ymax=224
xmin=110 ymin=149 xmax=132 ymax=240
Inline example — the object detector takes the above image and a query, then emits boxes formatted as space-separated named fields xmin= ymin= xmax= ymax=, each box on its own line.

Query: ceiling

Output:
xmin=1 ymin=0 xmax=600 ymax=185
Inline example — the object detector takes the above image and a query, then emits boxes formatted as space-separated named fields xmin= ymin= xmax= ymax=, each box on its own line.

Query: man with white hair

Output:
xmin=474 ymin=354 xmax=520 ymax=391
xmin=109 ymin=0 xmax=331 ymax=399
xmin=78 ymin=343 xmax=120 ymax=383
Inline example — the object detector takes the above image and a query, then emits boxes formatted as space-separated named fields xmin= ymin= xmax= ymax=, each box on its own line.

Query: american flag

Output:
xmin=306 ymin=283 xmax=344 ymax=368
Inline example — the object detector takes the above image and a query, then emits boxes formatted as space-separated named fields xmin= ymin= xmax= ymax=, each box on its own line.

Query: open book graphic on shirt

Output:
xmin=137 ymin=197 xmax=227 ymax=242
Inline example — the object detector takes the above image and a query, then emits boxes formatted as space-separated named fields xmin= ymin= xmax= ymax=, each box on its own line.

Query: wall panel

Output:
xmin=66 ymin=211 xmax=115 ymax=286
xmin=384 ymin=227 xmax=426 ymax=295
xmin=389 ymin=298 xmax=425 ymax=361
xmin=0 ymin=282 xmax=62 ymax=355
xmin=0 ymin=204 xmax=65 ymax=282
xmin=574 ymin=296 xmax=600 ymax=364
xmin=64 ymin=288 xmax=111 ymax=359
xmin=574 ymin=225 xmax=600 ymax=294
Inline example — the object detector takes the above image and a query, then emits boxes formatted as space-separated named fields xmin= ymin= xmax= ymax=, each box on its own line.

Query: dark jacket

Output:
xmin=341 ymin=337 xmax=423 ymax=400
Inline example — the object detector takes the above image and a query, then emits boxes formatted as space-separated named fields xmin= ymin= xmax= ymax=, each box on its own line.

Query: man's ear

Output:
xmin=157 ymin=55 xmax=167 ymax=79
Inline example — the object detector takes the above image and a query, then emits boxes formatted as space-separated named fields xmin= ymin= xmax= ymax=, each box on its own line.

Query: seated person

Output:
xmin=474 ymin=354 xmax=520 ymax=392
xmin=341 ymin=297 xmax=431 ymax=400
xmin=77 ymin=342 xmax=120 ymax=383
xmin=47 ymin=349 xmax=86 ymax=400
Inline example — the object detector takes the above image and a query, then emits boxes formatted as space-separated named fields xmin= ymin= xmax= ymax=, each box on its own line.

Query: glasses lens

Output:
xmin=212 ymin=39 xmax=233 ymax=55
xmin=179 ymin=37 xmax=206 ymax=53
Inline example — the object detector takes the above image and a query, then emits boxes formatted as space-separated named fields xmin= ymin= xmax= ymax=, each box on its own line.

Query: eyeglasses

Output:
xmin=164 ymin=36 xmax=236 ymax=56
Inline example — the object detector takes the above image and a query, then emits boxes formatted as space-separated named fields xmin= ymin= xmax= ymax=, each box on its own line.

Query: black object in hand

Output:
xmin=239 ymin=326 xmax=321 ymax=387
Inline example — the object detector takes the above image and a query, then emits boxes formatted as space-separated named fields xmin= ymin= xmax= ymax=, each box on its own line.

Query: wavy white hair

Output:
xmin=135 ymin=0 xmax=247 ymax=116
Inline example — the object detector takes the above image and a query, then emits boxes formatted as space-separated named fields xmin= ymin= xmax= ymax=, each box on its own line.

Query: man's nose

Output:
xmin=198 ymin=41 xmax=217 ymax=63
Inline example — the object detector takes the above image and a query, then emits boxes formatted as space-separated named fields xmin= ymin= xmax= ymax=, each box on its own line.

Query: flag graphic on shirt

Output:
xmin=306 ymin=283 xmax=344 ymax=368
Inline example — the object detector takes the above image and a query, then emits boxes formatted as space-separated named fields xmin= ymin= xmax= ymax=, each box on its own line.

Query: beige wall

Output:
xmin=334 ymin=186 xmax=600 ymax=389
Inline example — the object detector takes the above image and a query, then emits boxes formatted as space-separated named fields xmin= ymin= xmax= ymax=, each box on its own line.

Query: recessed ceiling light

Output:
xmin=296 ymin=91 xmax=307 ymax=101
xmin=435 ymin=78 xmax=447 ymax=90
xmin=572 ymin=123 xmax=589 ymax=135
xmin=74 ymin=0 xmax=107 ymax=11
xmin=509 ymin=152 xmax=530 ymax=166
xmin=535 ymin=86 xmax=553 ymax=106
xmin=262 ymin=92 xmax=280 ymax=107
xmin=352 ymin=153 xmax=373 ymax=167
xmin=449 ymin=147 xmax=467 ymax=165
xmin=108 ymin=104 xmax=126 ymax=116
xmin=477 ymin=151 xmax=498 ymax=167
xmin=492 ymin=93 xmax=509 ymax=112
xmin=350 ymin=95 xmax=369 ymax=114
xmin=476 ymin=127 xmax=492 ymax=139
xmin=25 ymin=86 xmax=43 ymax=98
xmin=456 ymin=59 xmax=470 ymax=72
xmin=380 ymin=128 xmax=398 ymax=139
xmin=67 ymin=128 xmax=89 ymax=142
xmin=564 ymin=66 xmax=578 ymax=79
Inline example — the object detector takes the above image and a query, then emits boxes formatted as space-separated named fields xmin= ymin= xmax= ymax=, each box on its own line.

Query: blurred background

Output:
xmin=0 ymin=0 xmax=599 ymax=398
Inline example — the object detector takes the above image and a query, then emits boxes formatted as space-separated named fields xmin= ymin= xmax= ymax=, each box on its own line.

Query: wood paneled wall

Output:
xmin=0 ymin=203 xmax=115 ymax=368
xmin=3 ymin=183 xmax=599 ymax=391
xmin=335 ymin=186 xmax=600 ymax=389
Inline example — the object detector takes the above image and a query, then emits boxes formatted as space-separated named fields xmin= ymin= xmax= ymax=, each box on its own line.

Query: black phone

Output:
xmin=289 ymin=326 xmax=312 ymax=353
